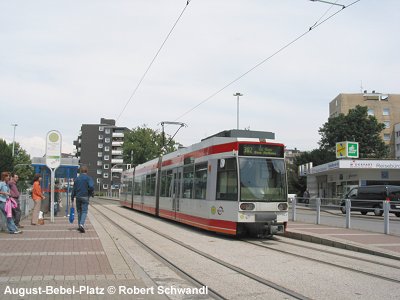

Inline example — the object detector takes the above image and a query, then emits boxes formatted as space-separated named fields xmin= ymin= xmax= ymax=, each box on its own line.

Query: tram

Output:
xmin=119 ymin=130 xmax=288 ymax=237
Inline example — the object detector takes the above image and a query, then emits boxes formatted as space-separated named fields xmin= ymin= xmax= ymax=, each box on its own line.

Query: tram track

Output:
xmin=89 ymin=203 xmax=226 ymax=300
xmin=243 ymin=238 xmax=400 ymax=284
xmin=90 ymin=200 xmax=310 ymax=300
xmin=271 ymin=236 xmax=400 ymax=269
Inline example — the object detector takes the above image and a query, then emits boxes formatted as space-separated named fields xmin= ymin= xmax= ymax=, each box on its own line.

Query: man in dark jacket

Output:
xmin=71 ymin=166 xmax=94 ymax=233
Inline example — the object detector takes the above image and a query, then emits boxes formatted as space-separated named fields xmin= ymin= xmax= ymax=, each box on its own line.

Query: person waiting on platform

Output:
xmin=0 ymin=172 xmax=22 ymax=234
xmin=31 ymin=174 xmax=45 ymax=225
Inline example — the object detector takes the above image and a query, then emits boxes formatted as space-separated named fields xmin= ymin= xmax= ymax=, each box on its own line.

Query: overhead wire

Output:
xmin=116 ymin=0 xmax=193 ymax=121
xmin=173 ymin=0 xmax=361 ymax=122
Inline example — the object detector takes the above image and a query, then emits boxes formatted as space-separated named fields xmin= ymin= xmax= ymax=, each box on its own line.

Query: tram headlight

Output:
xmin=278 ymin=203 xmax=288 ymax=211
xmin=240 ymin=203 xmax=255 ymax=210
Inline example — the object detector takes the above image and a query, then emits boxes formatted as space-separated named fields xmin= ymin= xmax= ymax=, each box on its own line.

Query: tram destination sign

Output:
xmin=239 ymin=144 xmax=284 ymax=158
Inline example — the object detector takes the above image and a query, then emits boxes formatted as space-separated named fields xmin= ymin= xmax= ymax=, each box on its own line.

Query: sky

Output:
xmin=1 ymin=0 xmax=399 ymax=158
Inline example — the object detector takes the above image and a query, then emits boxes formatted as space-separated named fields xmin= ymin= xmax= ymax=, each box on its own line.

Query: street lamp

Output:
xmin=233 ymin=93 xmax=243 ymax=130
xmin=11 ymin=124 xmax=18 ymax=156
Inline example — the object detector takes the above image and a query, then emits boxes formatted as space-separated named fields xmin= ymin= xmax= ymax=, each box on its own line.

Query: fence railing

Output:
xmin=289 ymin=196 xmax=400 ymax=235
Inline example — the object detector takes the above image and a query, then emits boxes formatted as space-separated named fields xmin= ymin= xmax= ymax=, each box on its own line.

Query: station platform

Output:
xmin=285 ymin=221 xmax=400 ymax=260
xmin=1 ymin=212 xmax=400 ymax=299
xmin=0 ymin=214 xmax=163 ymax=299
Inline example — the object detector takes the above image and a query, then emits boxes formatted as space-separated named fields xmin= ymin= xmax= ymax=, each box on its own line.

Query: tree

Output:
xmin=287 ymin=149 xmax=334 ymax=195
xmin=11 ymin=142 xmax=34 ymax=191
xmin=0 ymin=139 xmax=33 ymax=191
xmin=123 ymin=125 xmax=181 ymax=166
xmin=318 ymin=105 xmax=389 ymax=158
xmin=0 ymin=139 xmax=13 ymax=174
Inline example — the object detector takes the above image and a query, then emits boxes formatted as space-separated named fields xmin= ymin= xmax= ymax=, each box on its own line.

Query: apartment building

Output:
xmin=395 ymin=123 xmax=400 ymax=159
xmin=73 ymin=118 xmax=129 ymax=192
xmin=329 ymin=92 xmax=400 ymax=158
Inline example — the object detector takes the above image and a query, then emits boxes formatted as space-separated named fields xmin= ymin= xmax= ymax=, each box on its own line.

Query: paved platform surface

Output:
xmin=285 ymin=221 xmax=400 ymax=260
xmin=0 ymin=215 xmax=163 ymax=299
xmin=1 ymin=210 xmax=400 ymax=299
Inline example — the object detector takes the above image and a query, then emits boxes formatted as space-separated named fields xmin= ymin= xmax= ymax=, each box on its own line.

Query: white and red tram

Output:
xmin=120 ymin=130 xmax=288 ymax=237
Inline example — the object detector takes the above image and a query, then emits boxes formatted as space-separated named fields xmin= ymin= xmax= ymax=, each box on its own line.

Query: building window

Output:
xmin=103 ymin=184 xmax=108 ymax=189
xmin=104 ymin=164 xmax=109 ymax=169
xmin=97 ymin=161 xmax=103 ymax=166
xmin=99 ymin=126 xmax=104 ymax=132
xmin=105 ymin=128 xmax=111 ymax=134
xmin=97 ymin=152 xmax=102 ymax=157
xmin=383 ymin=121 xmax=390 ymax=129
xmin=104 ymin=155 xmax=110 ymax=160
xmin=104 ymin=146 xmax=110 ymax=151
xmin=384 ymin=134 xmax=391 ymax=141
xmin=97 ymin=169 xmax=102 ymax=175
xmin=105 ymin=138 xmax=111 ymax=143
xmin=103 ymin=173 xmax=109 ymax=178
xmin=98 ymin=143 xmax=103 ymax=149
xmin=367 ymin=108 xmax=374 ymax=116
xmin=98 ymin=135 xmax=103 ymax=140
xmin=383 ymin=108 xmax=390 ymax=116
xmin=96 ymin=178 xmax=101 ymax=183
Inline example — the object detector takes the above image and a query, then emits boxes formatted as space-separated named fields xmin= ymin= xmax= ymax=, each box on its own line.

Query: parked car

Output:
xmin=340 ymin=185 xmax=400 ymax=217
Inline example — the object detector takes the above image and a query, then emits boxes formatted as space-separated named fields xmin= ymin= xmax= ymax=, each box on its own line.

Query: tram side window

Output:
xmin=134 ymin=177 xmax=142 ymax=196
xmin=194 ymin=163 xmax=208 ymax=199
xmin=183 ymin=165 xmax=194 ymax=198
xmin=160 ymin=170 xmax=173 ymax=197
xmin=145 ymin=173 xmax=156 ymax=196
xmin=127 ymin=181 xmax=133 ymax=194
xmin=216 ymin=158 xmax=238 ymax=201
xmin=151 ymin=173 xmax=156 ymax=196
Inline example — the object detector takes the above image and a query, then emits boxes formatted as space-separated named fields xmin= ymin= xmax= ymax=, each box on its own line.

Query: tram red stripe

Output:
xmin=121 ymin=201 xmax=237 ymax=235
xmin=159 ymin=208 xmax=237 ymax=235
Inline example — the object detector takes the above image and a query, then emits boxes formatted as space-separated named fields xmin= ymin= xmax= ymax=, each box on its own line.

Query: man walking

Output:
xmin=71 ymin=166 xmax=94 ymax=233
xmin=9 ymin=173 xmax=23 ymax=228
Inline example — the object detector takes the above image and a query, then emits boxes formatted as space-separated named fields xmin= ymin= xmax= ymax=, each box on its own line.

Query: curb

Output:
xmin=283 ymin=230 xmax=400 ymax=261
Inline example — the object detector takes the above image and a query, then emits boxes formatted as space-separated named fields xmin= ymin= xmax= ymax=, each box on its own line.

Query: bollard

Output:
xmin=316 ymin=198 xmax=321 ymax=224
xmin=384 ymin=200 xmax=390 ymax=234
xmin=292 ymin=197 xmax=297 ymax=222
xmin=345 ymin=199 xmax=351 ymax=228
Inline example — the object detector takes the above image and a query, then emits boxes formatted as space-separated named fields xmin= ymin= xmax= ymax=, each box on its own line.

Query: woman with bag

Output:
xmin=31 ymin=174 xmax=45 ymax=225
xmin=0 ymin=172 xmax=21 ymax=234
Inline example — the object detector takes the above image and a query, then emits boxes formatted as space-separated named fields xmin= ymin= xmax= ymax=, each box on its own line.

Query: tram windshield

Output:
xmin=239 ymin=157 xmax=287 ymax=202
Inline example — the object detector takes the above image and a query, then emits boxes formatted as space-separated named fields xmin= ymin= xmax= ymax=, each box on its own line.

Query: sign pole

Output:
xmin=50 ymin=168 xmax=56 ymax=222
xmin=45 ymin=130 xmax=62 ymax=223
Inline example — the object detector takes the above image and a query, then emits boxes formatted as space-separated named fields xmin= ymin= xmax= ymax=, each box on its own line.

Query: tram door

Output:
xmin=172 ymin=168 xmax=182 ymax=219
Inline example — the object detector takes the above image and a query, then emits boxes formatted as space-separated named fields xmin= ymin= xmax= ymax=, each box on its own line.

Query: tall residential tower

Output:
xmin=74 ymin=118 xmax=129 ymax=192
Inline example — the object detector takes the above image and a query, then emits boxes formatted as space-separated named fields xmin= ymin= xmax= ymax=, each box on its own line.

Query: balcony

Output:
xmin=112 ymin=150 xmax=123 ymax=155
xmin=111 ymin=159 xmax=124 ymax=164
xmin=112 ymin=132 xmax=124 ymax=138
xmin=111 ymin=168 xmax=123 ymax=173
xmin=112 ymin=141 xmax=123 ymax=147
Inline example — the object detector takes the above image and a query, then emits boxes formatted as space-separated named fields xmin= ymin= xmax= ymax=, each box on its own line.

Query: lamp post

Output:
xmin=233 ymin=93 xmax=243 ymax=130
xmin=11 ymin=124 xmax=18 ymax=156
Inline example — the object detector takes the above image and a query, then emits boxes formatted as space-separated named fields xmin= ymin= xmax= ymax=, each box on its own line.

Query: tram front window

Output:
xmin=239 ymin=157 xmax=286 ymax=202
